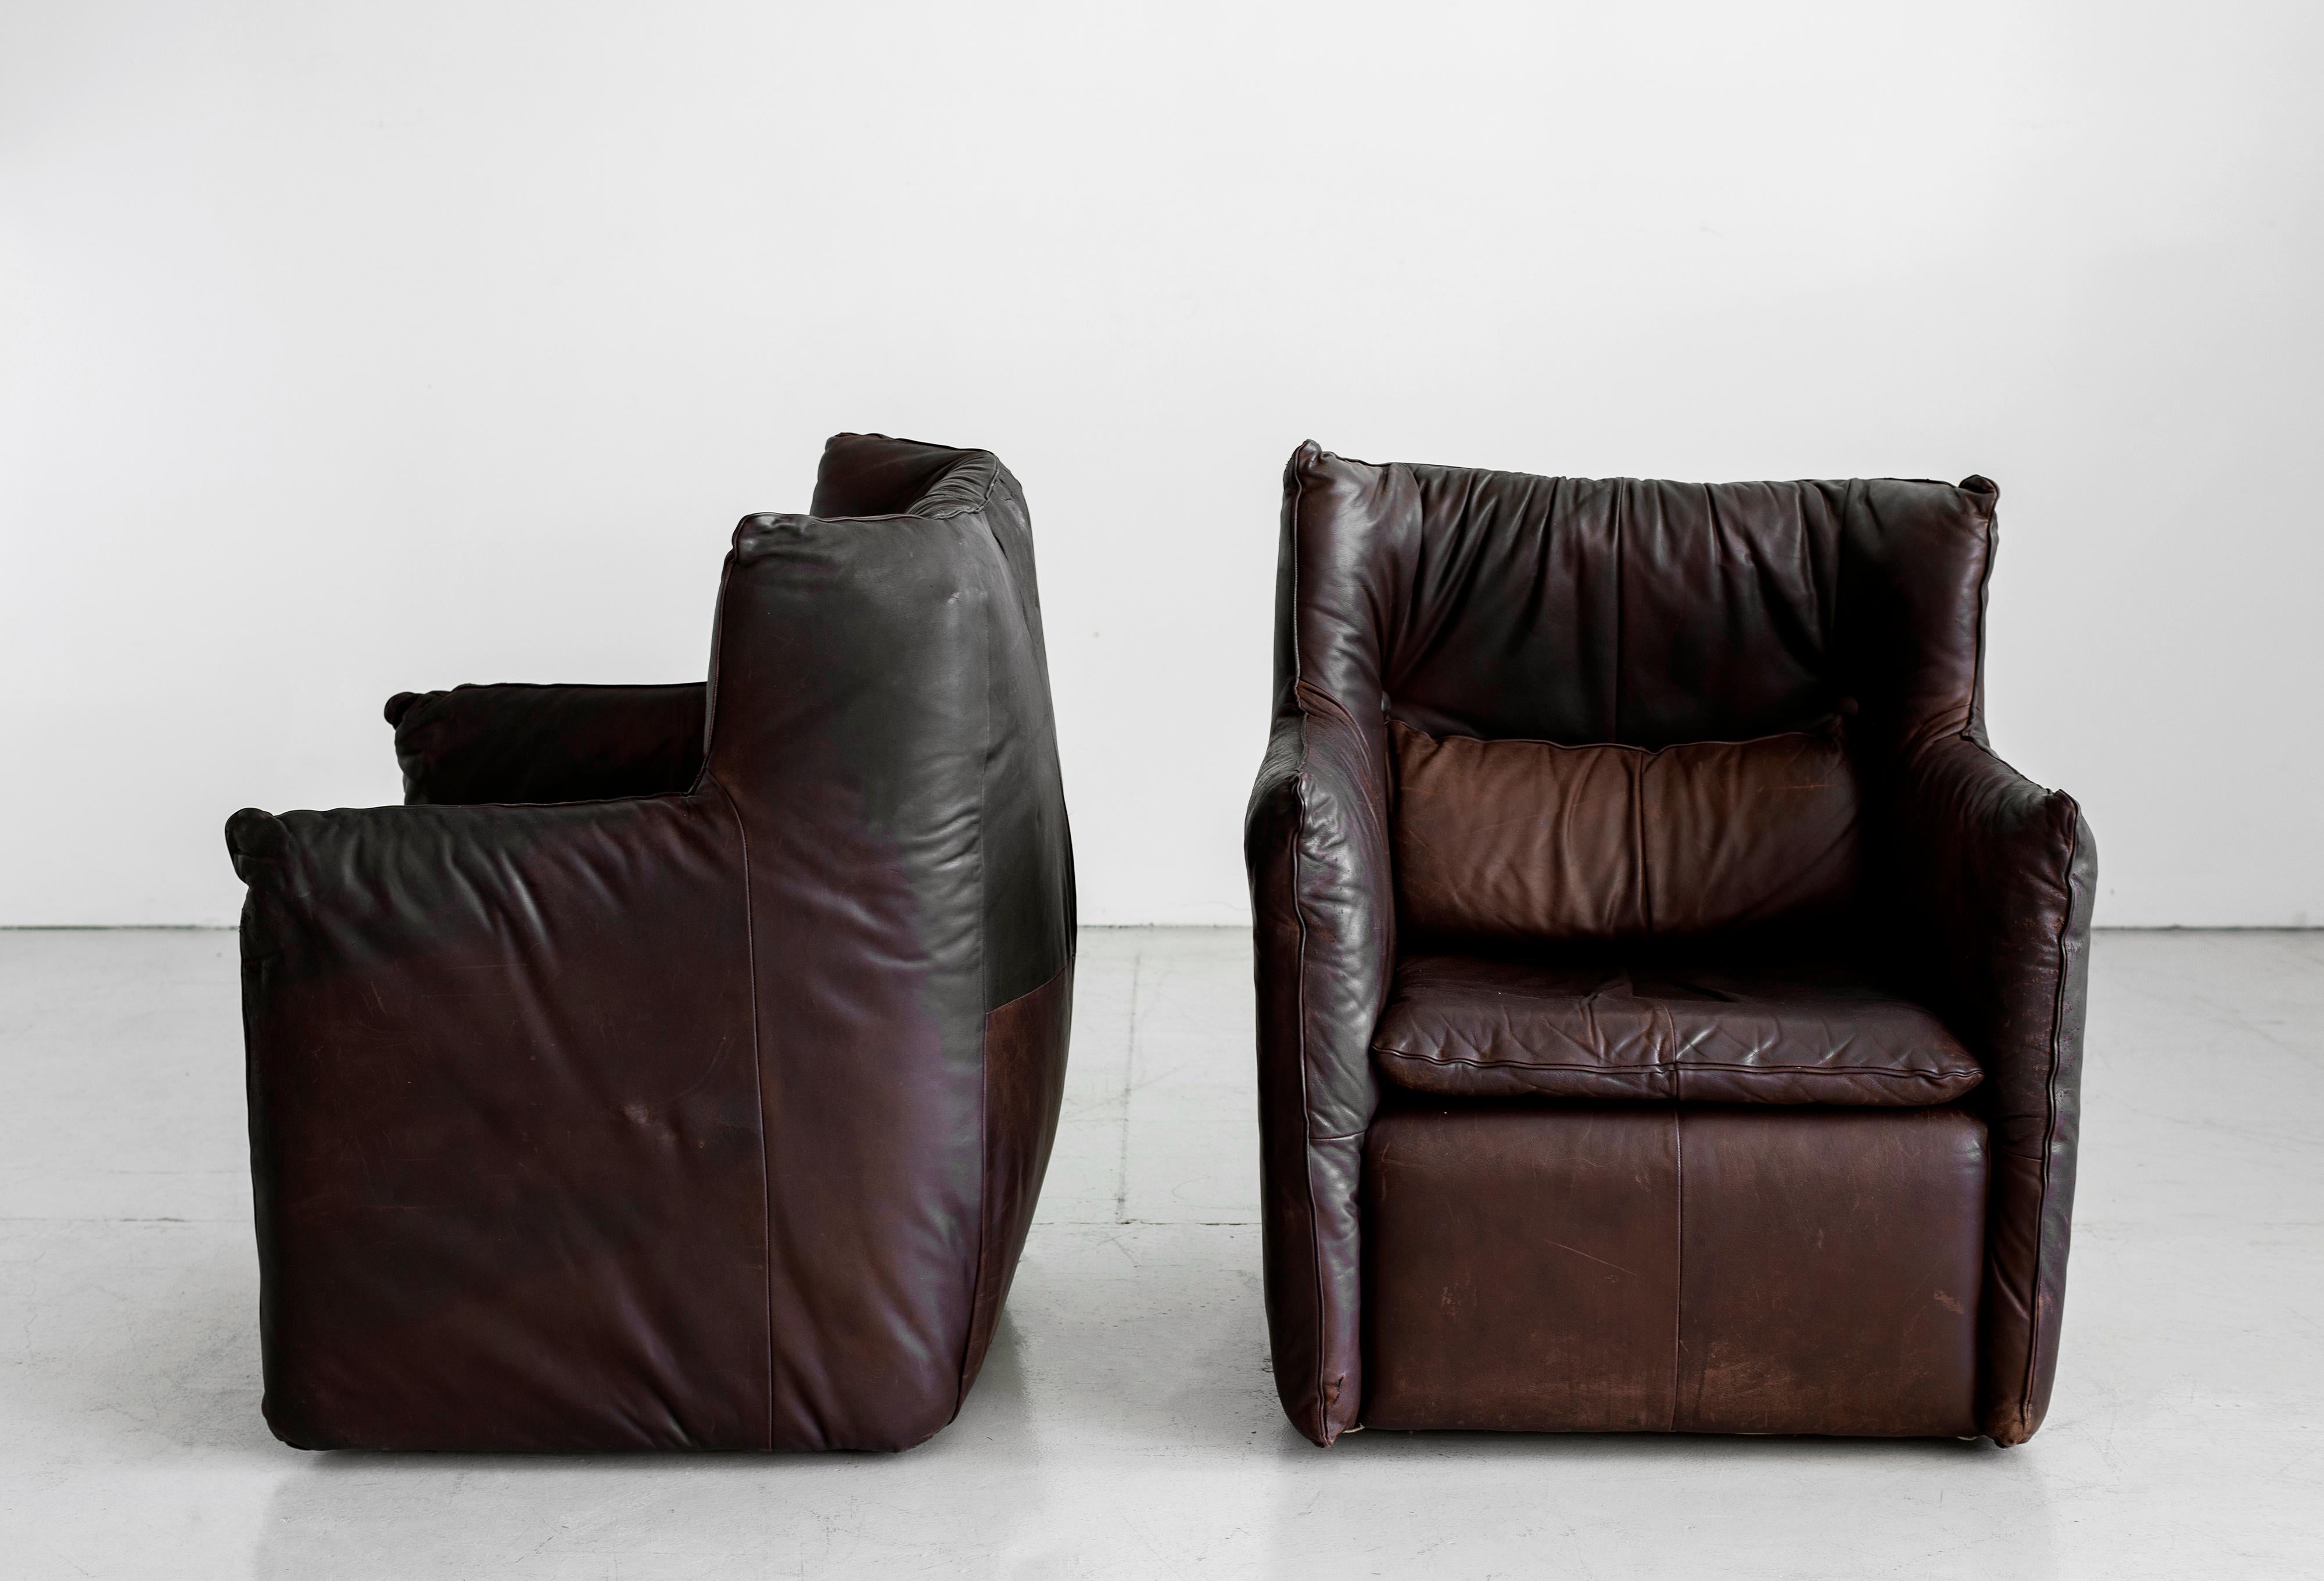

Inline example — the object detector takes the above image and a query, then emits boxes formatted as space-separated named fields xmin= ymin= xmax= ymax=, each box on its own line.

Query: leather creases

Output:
xmin=229 ymin=434 xmax=1076 ymax=1454
xmin=1251 ymin=444 xmax=2087 ymax=1446
xmin=1372 ymin=950 xmax=1981 ymax=1105
xmin=1390 ymin=719 xmax=1860 ymax=946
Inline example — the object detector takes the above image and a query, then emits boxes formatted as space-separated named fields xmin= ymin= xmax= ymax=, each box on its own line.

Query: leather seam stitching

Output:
xmin=1369 ymin=1048 xmax=1981 ymax=1080
xmin=953 ymin=965 xmax=1068 ymax=1419
xmin=1670 ymin=1104 xmax=1684 ymax=1432
xmin=987 ymin=965 xmax=1066 ymax=1016
xmin=1290 ymin=758 xmax=1335 ymax=1439
xmin=960 ymin=1008 xmax=995 ymax=1419
xmin=708 ymin=773 xmax=774 ymax=1453
xmin=956 ymin=587 xmax=999 ymax=1420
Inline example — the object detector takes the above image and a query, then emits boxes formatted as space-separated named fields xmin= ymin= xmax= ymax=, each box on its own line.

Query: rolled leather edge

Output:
xmin=1248 ymin=712 xmax=1389 ymax=1447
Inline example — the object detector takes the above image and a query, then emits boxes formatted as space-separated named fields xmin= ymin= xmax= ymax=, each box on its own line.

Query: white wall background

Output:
xmin=3 ymin=1 xmax=2320 ymax=927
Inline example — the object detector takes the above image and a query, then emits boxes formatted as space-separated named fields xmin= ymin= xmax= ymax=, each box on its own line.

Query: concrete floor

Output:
xmin=1 ymin=927 xmax=2319 ymax=1579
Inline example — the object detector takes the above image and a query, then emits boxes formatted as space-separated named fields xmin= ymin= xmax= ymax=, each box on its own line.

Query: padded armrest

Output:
xmin=1245 ymin=707 xmax=1394 ymax=1446
xmin=1889 ymin=733 xmax=2096 ymax=1444
xmin=223 ymin=794 xmax=766 ymax=1449
xmin=386 ymin=682 xmax=706 ymax=806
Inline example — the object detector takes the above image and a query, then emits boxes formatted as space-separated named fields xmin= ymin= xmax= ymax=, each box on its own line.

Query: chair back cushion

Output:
xmin=1273 ymin=447 xmax=1999 ymax=769
xmin=1391 ymin=720 xmax=1859 ymax=943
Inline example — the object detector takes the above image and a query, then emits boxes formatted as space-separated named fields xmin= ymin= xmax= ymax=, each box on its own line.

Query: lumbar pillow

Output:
xmin=1389 ymin=719 xmax=1859 ymax=943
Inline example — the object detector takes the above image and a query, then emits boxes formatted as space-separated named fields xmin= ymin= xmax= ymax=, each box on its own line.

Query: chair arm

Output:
xmin=1889 ymin=734 xmax=2097 ymax=1444
xmin=385 ymin=681 xmax=706 ymax=805
xmin=223 ymin=792 xmax=765 ymax=1450
xmin=1245 ymin=708 xmax=1395 ymax=1445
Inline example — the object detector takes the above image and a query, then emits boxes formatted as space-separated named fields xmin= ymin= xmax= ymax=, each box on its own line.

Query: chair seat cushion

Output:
xmin=1372 ymin=951 xmax=1981 ymax=1106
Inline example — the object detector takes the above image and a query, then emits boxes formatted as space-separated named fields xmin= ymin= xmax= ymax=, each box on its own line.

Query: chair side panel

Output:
xmin=236 ymin=796 xmax=765 ymax=1450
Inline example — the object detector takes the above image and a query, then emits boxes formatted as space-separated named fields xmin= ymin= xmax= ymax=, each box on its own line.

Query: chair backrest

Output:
xmin=1275 ymin=444 xmax=2000 ymax=945
xmin=695 ymin=432 xmax=1075 ymax=1444
xmin=1279 ymin=444 xmax=1997 ymax=757
xmin=702 ymin=432 xmax=1073 ymax=1010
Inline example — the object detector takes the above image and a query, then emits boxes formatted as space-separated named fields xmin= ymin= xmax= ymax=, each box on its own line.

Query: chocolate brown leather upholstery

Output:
xmin=1364 ymin=1103 xmax=1988 ymax=1435
xmin=1247 ymin=444 xmax=2093 ymax=1446
xmin=386 ymin=682 xmax=706 ymax=806
xmin=1372 ymin=950 xmax=1981 ymax=1105
xmin=227 ymin=433 xmax=1075 ymax=1452
xmin=1390 ymin=721 xmax=1862 ymax=944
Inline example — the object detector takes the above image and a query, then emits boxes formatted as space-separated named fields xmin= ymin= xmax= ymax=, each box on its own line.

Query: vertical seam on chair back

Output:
xmin=707 ymin=773 xmax=774 ymax=1452
xmin=955 ymin=538 xmax=999 ymax=1416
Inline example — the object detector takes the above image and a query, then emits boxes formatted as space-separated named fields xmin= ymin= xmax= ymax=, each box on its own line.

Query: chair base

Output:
xmin=1361 ymin=1102 xmax=1987 ymax=1436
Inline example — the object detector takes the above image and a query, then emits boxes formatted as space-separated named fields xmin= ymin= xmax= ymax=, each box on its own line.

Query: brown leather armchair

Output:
xmin=1247 ymin=443 xmax=2093 ymax=1446
xmin=226 ymin=433 xmax=1075 ymax=1451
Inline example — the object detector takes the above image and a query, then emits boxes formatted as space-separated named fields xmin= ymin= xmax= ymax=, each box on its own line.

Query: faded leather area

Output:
xmin=1362 ymin=1104 xmax=1986 ymax=1436
xmin=959 ymin=962 xmax=1075 ymax=1407
xmin=1372 ymin=951 xmax=1981 ymax=1106
xmin=1391 ymin=721 xmax=1860 ymax=945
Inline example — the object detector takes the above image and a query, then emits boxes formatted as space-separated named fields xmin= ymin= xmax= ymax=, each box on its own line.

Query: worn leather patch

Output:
xmin=958 ymin=962 xmax=1074 ymax=1407
xmin=1362 ymin=1104 xmax=1985 ymax=1436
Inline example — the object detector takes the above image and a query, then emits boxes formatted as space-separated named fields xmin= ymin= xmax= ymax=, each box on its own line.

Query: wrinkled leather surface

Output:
xmin=227 ymin=433 xmax=1074 ymax=1452
xmin=712 ymin=438 xmax=1074 ymax=1449
xmin=228 ymin=797 xmax=762 ymax=1450
xmin=1363 ymin=1103 xmax=1985 ymax=1436
xmin=1249 ymin=443 xmax=2090 ymax=1445
xmin=1890 ymin=734 xmax=2094 ymax=1445
xmin=1373 ymin=951 xmax=1980 ymax=1105
xmin=1246 ymin=452 xmax=1404 ymax=1447
xmin=1387 ymin=471 xmax=1848 ymax=748
xmin=1390 ymin=720 xmax=1859 ymax=943
xmin=388 ymin=682 xmax=705 ymax=805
